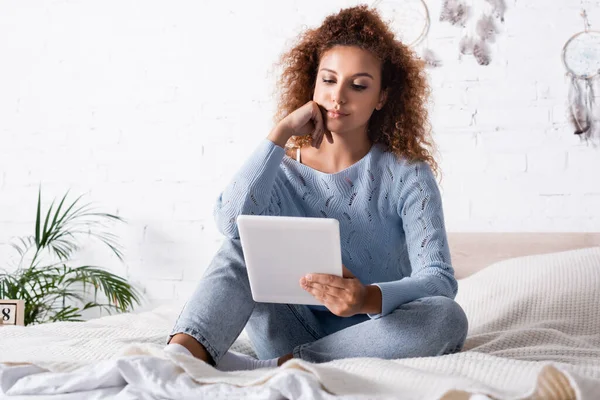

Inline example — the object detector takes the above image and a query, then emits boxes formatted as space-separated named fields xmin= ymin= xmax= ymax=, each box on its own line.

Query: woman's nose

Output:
xmin=332 ymin=87 xmax=346 ymax=105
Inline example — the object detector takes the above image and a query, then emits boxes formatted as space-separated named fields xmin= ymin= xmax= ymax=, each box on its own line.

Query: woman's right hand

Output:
xmin=268 ymin=101 xmax=333 ymax=149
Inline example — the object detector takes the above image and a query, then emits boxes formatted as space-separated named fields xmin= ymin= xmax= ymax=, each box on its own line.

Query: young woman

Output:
xmin=165 ymin=5 xmax=468 ymax=371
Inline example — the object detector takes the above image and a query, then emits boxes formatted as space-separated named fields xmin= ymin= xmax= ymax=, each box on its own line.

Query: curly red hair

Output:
xmin=273 ymin=5 xmax=439 ymax=177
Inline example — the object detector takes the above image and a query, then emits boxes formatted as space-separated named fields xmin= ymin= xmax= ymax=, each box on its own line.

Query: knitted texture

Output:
xmin=214 ymin=139 xmax=457 ymax=318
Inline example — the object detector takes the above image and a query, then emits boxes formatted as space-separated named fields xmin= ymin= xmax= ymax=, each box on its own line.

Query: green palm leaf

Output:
xmin=41 ymin=191 xmax=122 ymax=263
xmin=63 ymin=266 xmax=142 ymax=312
xmin=2 ymin=187 xmax=142 ymax=325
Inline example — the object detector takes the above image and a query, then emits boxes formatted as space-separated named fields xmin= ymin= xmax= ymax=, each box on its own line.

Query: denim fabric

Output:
xmin=168 ymin=238 xmax=468 ymax=364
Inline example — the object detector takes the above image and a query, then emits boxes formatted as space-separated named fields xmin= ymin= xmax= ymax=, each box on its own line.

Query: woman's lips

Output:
xmin=327 ymin=110 xmax=349 ymax=118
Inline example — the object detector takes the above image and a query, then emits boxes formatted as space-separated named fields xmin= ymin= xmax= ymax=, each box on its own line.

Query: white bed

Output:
xmin=1 ymin=233 xmax=599 ymax=400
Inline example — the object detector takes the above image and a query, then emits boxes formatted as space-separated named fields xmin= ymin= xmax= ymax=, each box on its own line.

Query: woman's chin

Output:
xmin=325 ymin=119 xmax=347 ymax=131
xmin=326 ymin=121 xmax=353 ymax=135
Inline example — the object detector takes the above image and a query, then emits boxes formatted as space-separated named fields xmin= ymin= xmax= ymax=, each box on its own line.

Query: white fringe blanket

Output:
xmin=1 ymin=247 xmax=599 ymax=399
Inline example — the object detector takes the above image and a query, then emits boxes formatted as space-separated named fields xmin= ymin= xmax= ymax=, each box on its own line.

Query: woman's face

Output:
xmin=313 ymin=45 xmax=386 ymax=138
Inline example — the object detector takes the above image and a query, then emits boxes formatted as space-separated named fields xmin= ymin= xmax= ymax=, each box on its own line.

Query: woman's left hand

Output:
xmin=300 ymin=265 xmax=367 ymax=317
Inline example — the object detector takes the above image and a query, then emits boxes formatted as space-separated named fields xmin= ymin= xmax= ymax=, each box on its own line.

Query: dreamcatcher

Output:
xmin=372 ymin=0 xmax=442 ymax=68
xmin=373 ymin=0 xmax=506 ymax=67
xmin=440 ymin=0 xmax=506 ymax=66
xmin=562 ymin=10 xmax=600 ymax=145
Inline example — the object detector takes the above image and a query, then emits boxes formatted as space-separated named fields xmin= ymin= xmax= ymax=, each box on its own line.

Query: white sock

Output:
xmin=216 ymin=350 xmax=279 ymax=371
xmin=164 ymin=343 xmax=194 ymax=357
xmin=165 ymin=344 xmax=278 ymax=371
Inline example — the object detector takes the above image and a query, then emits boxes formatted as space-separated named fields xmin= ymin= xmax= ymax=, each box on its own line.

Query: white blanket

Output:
xmin=1 ymin=247 xmax=600 ymax=399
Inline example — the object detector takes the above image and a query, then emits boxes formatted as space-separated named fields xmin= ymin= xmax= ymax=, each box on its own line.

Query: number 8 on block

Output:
xmin=0 ymin=300 xmax=25 ymax=326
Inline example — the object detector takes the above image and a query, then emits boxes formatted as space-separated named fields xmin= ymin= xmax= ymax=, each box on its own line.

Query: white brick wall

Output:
xmin=1 ymin=0 xmax=599 ymax=313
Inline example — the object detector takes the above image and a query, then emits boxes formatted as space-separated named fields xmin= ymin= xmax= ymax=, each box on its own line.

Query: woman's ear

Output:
xmin=376 ymin=89 xmax=388 ymax=110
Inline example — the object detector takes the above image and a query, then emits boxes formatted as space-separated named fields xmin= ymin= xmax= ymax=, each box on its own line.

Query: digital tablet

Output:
xmin=237 ymin=215 xmax=343 ymax=305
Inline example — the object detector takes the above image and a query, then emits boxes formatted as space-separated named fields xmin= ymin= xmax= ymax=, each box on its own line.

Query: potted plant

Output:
xmin=0 ymin=188 xmax=142 ymax=325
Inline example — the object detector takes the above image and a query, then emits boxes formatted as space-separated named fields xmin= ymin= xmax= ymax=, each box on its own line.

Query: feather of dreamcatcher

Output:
xmin=459 ymin=36 xmax=475 ymax=55
xmin=440 ymin=0 xmax=469 ymax=27
xmin=567 ymin=75 xmax=591 ymax=135
xmin=422 ymin=48 xmax=443 ymax=68
xmin=484 ymin=0 xmax=506 ymax=22
xmin=476 ymin=15 xmax=498 ymax=42
xmin=473 ymin=40 xmax=491 ymax=65
xmin=585 ymin=79 xmax=600 ymax=143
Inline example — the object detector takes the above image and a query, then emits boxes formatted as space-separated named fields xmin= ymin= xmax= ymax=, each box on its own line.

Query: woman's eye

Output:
xmin=321 ymin=79 xmax=367 ymax=91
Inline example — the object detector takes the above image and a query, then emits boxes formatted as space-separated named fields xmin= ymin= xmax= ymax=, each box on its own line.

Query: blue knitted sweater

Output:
xmin=214 ymin=138 xmax=457 ymax=319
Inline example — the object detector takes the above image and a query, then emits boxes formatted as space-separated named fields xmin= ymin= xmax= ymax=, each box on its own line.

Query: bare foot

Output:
xmin=169 ymin=333 xmax=214 ymax=365
xmin=277 ymin=353 xmax=294 ymax=366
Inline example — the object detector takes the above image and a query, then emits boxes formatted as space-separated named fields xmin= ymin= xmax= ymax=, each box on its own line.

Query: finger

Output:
xmin=319 ymin=126 xmax=326 ymax=147
xmin=319 ymin=127 xmax=331 ymax=146
xmin=313 ymin=102 xmax=326 ymax=146
xmin=295 ymin=102 xmax=316 ymax=136
xmin=342 ymin=265 xmax=356 ymax=278
xmin=310 ymin=127 xmax=319 ymax=147
xmin=325 ymin=129 xmax=334 ymax=144
xmin=300 ymin=278 xmax=348 ymax=298
xmin=304 ymin=273 xmax=347 ymax=289
xmin=302 ymin=283 xmax=337 ymax=306
xmin=305 ymin=282 xmax=345 ymax=299
xmin=310 ymin=116 xmax=321 ymax=146
xmin=315 ymin=103 xmax=333 ymax=144
xmin=316 ymin=128 xmax=324 ymax=149
xmin=313 ymin=102 xmax=325 ymax=132
xmin=315 ymin=128 xmax=323 ymax=148
xmin=300 ymin=278 xmax=325 ymax=302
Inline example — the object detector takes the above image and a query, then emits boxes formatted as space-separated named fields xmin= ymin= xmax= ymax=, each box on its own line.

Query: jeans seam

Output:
xmin=292 ymin=344 xmax=304 ymax=360
xmin=171 ymin=301 xmax=189 ymax=329
xmin=286 ymin=304 xmax=321 ymax=340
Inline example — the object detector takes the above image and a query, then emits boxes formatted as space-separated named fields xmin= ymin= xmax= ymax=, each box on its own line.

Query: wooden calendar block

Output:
xmin=0 ymin=299 xmax=25 ymax=326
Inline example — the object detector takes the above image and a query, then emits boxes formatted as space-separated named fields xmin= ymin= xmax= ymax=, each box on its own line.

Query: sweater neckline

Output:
xmin=285 ymin=144 xmax=380 ymax=178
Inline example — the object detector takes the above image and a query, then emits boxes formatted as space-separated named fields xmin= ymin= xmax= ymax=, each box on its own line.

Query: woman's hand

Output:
xmin=267 ymin=101 xmax=333 ymax=149
xmin=300 ymin=265 xmax=368 ymax=317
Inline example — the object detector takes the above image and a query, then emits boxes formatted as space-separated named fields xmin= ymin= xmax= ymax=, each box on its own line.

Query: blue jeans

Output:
xmin=168 ymin=239 xmax=468 ymax=364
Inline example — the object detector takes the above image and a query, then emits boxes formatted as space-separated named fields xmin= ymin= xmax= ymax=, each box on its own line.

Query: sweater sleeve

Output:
xmin=367 ymin=161 xmax=457 ymax=319
xmin=213 ymin=138 xmax=285 ymax=238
